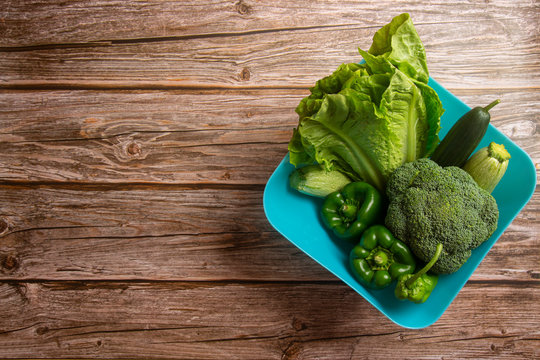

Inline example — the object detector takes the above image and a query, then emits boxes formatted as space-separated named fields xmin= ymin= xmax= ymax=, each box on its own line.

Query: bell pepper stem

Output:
xmin=374 ymin=252 xmax=387 ymax=266
xmin=483 ymin=99 xmax=500 ymax=112
xmin=405 ymin=243 xmax=443 ymax=288
xmin=340 ymin=204 xmax=357 ymax=220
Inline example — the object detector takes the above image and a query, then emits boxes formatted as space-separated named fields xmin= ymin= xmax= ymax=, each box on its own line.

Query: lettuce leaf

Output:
xmin=288 ymin=13 xmax=444 ymax=191
xmin=295 ymin=62 xmax=364 ymax=120
xmin=367 ymin=13 xmax=429 ymax=84
xmin=412 ymin=80 xmax=444 ymax=155
xmin=297 ymin=68 xmax=439 ymax=191
xmin=289 ymin=62 xmax=366 ymax=165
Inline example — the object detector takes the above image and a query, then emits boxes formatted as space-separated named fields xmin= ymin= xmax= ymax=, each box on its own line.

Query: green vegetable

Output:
xmin=360 ymin=12 xmax=429 ymax=83
xmin=395 ymin=243 xmax=442 ymax=303
xmin=289 ymin=63 xmax=365 ymax=166
xmin=321 ymin=181 xmax=384 ymax=241
xmin=463 ymin=142 xmax=511 ymax=193
xmin=288 ymin=13 xmax=443 ymax=192
xmin=350 ymin=225 xmax=416 ymax=289
xmin=430 ymin=99 xmax=500 ymax=167
xmin=293 ymin=13 xmax=430 ymax=122
xmin=385 ymin=158 xmax=499 ymax=274
xmin=289 ymin=164 xmax=351 ymax=198
xmin=295 ymin=63 xmax=365 ymax=120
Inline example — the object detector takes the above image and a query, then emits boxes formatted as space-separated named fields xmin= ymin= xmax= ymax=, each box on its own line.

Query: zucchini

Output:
xmin=430 ymin=99 xmax=500 ymax=167
xmin=463 ymin=142 xmax=510 ymax=193
xmin=289 ymin=164 xmax=351 ymax=198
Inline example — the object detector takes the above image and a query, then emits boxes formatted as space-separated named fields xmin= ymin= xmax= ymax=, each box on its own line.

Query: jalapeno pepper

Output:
xmin=349 ymin=225 xmax=416 ymax=289
xmin=395 ymin=243 xmax=442 ymax=303
xmin=321 ymin=181 xmax=383 ymax=241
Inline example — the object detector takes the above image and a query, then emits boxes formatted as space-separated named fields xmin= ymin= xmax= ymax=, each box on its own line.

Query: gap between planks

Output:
xmin=0 ymin=180 xmax=266 ymax=192
xmin=0 ymin=80 xmax=309 ymax=91
xmin=0 ymin=278 xmax=536 ymax=287
xmin=0 ymin=23 xmax=367 ymax=52
xmin=1 ymin=81 xmax=539 ymax=92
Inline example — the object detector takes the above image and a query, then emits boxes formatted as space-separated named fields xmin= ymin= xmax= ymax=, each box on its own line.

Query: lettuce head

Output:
xmin=288 ymin=13 xmax=444 ymax=191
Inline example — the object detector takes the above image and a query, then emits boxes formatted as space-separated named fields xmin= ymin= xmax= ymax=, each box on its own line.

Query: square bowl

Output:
xmin=263 ymin=78 xmax=537 ymax=329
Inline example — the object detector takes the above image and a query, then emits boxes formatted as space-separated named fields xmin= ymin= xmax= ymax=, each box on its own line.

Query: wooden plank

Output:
xmin=1 ymin=0 xmax=537 ymax=47
xmin=0 ymin=89 xmax=537 ymax=184
xmin=0 ymin=89 xmax=301 ymax=184
xmin=0 ymin=15 xmax=537 ymax=89
xmin=0 ymin=185 xmax=330 ymax=281
xmin=0 ymin=281 xmax=538 ymax=359
xmin=0 ymin=186 xmax=537 ymax=282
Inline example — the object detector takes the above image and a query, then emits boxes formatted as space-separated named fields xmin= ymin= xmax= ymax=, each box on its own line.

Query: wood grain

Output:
xmin=0 ymin=186 xmax=537 ymax=282
xmin=1 ymin=0 xmax=537 ymax=47
xmin=0 ymin=89 xmax=300 ymax=184
xmin=0 ymin=18 xmax=537 ymax=90
xmin=0 ymin=89 xmax=537 ymax=184
xmin=0 ymin=0 xmax=538 ymax=358
xmin=0 ymin=281 xmax=538 ymax=359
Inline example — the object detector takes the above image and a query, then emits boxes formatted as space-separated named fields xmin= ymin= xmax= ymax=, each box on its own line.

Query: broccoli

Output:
xmin=384 ymin=158 xmax=499 ymax=274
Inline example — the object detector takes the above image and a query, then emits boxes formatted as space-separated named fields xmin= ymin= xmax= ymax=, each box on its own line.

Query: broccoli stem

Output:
xmin=405 ymin=243 xmax=443 ymax=288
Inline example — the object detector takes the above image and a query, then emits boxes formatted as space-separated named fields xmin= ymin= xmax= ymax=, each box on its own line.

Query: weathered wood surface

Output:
xmin=1 ymin=0 xmax=536 ymax=46
xmin=0 ymin=282 xmax=538 ymax=359
xmin=0 ymin=90 xmax=298 ymax=184
xmin=1 ymin=17 xmax=537 ymax=89
xmin=0 ymin=89 xmax=537 ymax=184
xmin=0 ymin=1 xmax=538 ymax=89
xmin=0 ymin=0 xmax=538 ymax=359
xmin=0 ymin=186 xmax=537 ymax=282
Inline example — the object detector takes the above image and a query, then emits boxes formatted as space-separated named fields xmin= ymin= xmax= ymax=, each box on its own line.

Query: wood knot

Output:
xmin=220 ymin=171 xmax=231 ymax=180
xmin=1 ymin=254 xmax=19 ymax=271
xmin=115 ymin=138 xmax=147 ymax=162
xmin=35 ymin=326 xmax=49 ymax=335
xmin=127 ymin=142 xmax=141 ymax=156
xmin=239 ymin=67 xmax=251 ymax=81
xmin=235 ymin=1 xmax=252 ymax=15
xmin=292 ymin=317 xmax=306 ymax=331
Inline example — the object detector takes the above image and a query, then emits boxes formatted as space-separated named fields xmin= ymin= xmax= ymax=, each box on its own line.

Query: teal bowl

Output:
xmin=263 ymin=78 xmax=537 ymax=329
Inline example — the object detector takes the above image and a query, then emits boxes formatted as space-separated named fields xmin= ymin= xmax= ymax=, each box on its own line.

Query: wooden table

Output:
xmin=0 ymin=1 xmax=538 ymax=358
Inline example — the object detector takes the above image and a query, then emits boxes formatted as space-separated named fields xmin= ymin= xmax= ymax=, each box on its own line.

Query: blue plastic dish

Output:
xmin=263 ymin=78 xmax=537 ymax=329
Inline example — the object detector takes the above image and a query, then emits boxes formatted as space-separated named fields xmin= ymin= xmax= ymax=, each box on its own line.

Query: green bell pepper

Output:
xmin=349 ymin=225 xmax=416 ymax=289
xmin=395 ymin=243 xmax=443 ymax=303
xmin=321 ymin=181 xmax=383 ymax=241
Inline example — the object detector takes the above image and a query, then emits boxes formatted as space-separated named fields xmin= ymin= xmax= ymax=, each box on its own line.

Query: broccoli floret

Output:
xmin=385 ymin=158 xmax=499 ymax=274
